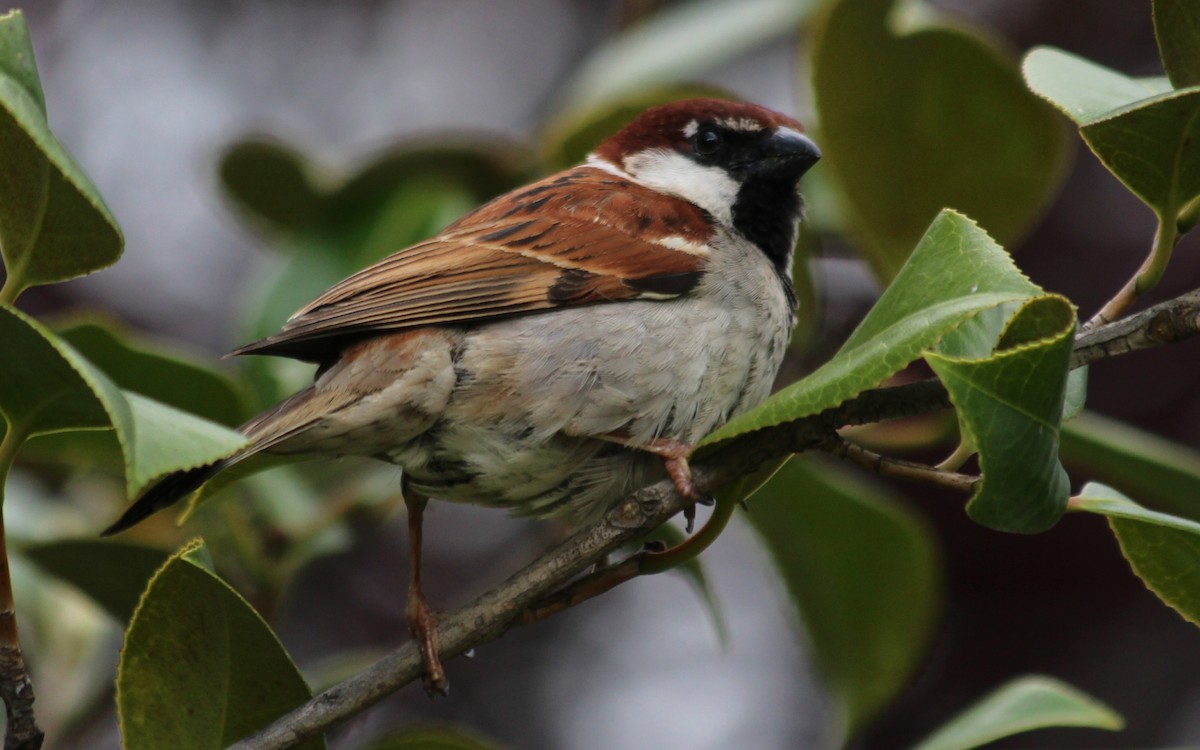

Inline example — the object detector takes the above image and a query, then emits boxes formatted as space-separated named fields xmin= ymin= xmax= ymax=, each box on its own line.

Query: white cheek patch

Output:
xmin=620 ymin=149 xmax=739 ymax=227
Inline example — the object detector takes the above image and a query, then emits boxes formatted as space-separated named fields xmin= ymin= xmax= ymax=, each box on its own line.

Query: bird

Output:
xmin=103 ymin=98 xmax=821 ymax=693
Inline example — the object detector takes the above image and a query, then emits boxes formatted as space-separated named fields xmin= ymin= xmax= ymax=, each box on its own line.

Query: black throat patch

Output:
xmin=732 ymin=174 xmax=801 ymax=309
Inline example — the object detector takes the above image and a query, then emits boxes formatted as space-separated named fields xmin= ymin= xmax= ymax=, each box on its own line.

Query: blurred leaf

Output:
xmin=1061 ymin=410 xmax=1200 ymax=523
xmin=0 ymin=306 xmax=248 ymax=496
xmin=746 ymin=457 xmax=942 ymax=741
xmin=359 ymin=725 xmax=504 ymax=750
xmin=1074 ymin=482 xmax=1200 ymax=626
xmin=541 ymin=84 xmax=734 ymax=171
xmin=117 ymin=539 xmax=324 ymax=750
xmin=1023 ymin=47 xmax=1171 ymax=124
xmin=927 ymin=295 xmax=1076 ymax=533
xmin=1024 ymin=47 xmax=1200 ymax=223
xmin=557 ymin=0 xmax=816 ymax=112
xmin=24 ymin=540 xmax=168 ymax=623
xmin=57 ymin=317 xmax=248 ymax=426
xmin=639 ymin=522 xmax=729 ymax=648
xmin=811 ymin=0 xmax=1067 ymax=280
xmin=702 ymin=210 xmax=1038 ymax=446
xmin=218 ymin=140 xmax=327 ymax=235
xmin=0 ymin=10 xmax=122 ymax=301
xmin=220 ymin=137 xmax=530 ymax=242
xmin=911 ymin=675 xmax=1123 ymax=750
xmin=1154 ymin=0 xmax=1200 ymax=89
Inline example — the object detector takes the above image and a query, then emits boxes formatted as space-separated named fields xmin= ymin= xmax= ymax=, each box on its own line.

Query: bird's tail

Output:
xmin=101 ymin=384 xmax=328 ymax=536
xmin=100 ymin=460 xmax=230 ymax=537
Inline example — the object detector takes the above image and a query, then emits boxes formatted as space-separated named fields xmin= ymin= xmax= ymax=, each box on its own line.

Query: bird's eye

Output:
xmin=693 ymin=127 xmax=723 ymax=157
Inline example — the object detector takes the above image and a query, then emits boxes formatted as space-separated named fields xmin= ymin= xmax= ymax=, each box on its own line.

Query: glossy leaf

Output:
xmin=0 ymin=306 xmax=248 ymax=496
xmin=0 ymin=10 xmax=122 ymax=301
xmin=117 ymin=539 xmax=324 ymax=750
xmin=1154 ymin=0 xmax=1200 ymax=89
xmin=556 ymin=0 xmax=816 ymax=112
xmin=1024 ymin=47 xmax=1200 ymax=221
xmin=811 ymin=0 xmax=1067 ymax=280
xmin=1023 ymin=47 xmax=1170 ymax=125
xmin=912 ymin=675 xmax=1123 ymax=750
xmin=1060 ymin=410 xmax=1200 ymax=523
xmin=702 ymin=210 xmax=1037 ymax=446
xmin=745 ymin=457 xmax=942 ymax=741
xmin=1073 ymin=482 xmax=1200 ymax=625
xmin=24 ymin=539 xmax=169 ymax=623
xmin=927 ymin=295 xmax=1076 ymax=533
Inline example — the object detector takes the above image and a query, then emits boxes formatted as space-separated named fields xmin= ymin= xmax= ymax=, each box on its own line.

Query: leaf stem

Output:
xmin=825 ymin=436 xmax=978 ymax=494
xmin=1083 ymin=215 xmax=1180 ymax=331
xmin=0 ymin=422 xmax=43 ymax=750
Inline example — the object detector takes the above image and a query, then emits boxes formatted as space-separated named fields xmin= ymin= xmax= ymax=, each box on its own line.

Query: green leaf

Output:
xmin=24 ymin=539 xmax=169 ymax=623
xmin=0 ymin=305 xmax=248 ymax=496
xmin=811 ymin=0 xmax=1068 ymax=280
xmin=1154 ymin=0 xmax=1200 ymax=89
xmin=1060 ymin=410 xmax=1200 ymax=523
xmin=1073 ymin=482 xmax=1200 ymax=625
xmin=1023 ymin=47 xmax=1171 ymax=125
xmin=218 ymin=140 xmax=328 ymax=235
xmin=359 ymin=725 xmax=504 ymax=750
xmin=1024 ymin=47 xmax=1200 ymax=222
xmin=702 ymin=210 xmax=1037 ymax=446
xmin=927 ymin=295 xmax=1076 ymax=533
xmin=220 ymin=138 xmax=528 ymax=241
xmin=912 ymin=675 xmax=1123 ymax=750
xmin=1081 ymin=87 xmax=1200 ymax=221
xmin=556 ymin=0 xmax=816 ymax=112
xmin=117 ymin=539 xmax=324 ymax=750
xmin=0 ymin=10 xmax=122 ymax=302
xmin=57 ymin=317 xmax=248 ymax=427
xmin=745 ymin=457 xmax=942 ymax=741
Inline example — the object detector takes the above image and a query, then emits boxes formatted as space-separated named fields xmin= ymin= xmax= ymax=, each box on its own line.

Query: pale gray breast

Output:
xmin=392 ymin=230 xmax=794 ymax=516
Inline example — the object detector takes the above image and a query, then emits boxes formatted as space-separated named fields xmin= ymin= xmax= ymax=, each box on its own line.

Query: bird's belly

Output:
xmin=388 ymin=293 xmax=791 ymax=521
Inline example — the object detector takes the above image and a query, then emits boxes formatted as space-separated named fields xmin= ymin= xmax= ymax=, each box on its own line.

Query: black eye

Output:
xmin=693 ymin=126 xmax=723 ymax=157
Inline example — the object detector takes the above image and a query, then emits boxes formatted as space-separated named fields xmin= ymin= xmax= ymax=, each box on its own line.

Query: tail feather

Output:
xmin=101 ymin=385 xmax=327 ymax=536
xmin=101 ymin=461 xmax=226 ymax=537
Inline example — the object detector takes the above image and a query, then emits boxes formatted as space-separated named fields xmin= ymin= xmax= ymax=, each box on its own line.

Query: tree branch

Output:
xmin=227 ymin=283 xmax=1200 ymax=750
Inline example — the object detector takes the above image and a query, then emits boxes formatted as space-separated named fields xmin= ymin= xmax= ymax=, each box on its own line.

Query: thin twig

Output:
xmin=228 ymin=282 xmax=1200 ymax=750
xmin=823 ymin=436 xmax=978 ymax=494
xmin=1071 ymin=287 xmax=1200 ymax=368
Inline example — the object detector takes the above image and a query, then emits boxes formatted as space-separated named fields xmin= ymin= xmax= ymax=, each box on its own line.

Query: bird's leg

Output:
xmin=599 ymin=434 xmax=713 ymax=533
xmin=403 ymin=486 xmax=448 ymax=695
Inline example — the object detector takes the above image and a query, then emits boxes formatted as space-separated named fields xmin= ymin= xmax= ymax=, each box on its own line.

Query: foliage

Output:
xmin=2 ymin=2 xmax=1199 ymax=749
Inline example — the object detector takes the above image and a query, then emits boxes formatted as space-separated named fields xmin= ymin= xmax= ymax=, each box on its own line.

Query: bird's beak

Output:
xmin=759 ymin=128 xmax=822 ymax=179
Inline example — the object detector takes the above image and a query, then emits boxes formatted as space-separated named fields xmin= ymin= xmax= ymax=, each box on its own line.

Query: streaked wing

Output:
xmin=233 ymin=166 xmax=715 ymax=361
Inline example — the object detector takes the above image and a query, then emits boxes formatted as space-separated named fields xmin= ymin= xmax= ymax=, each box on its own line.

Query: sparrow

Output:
xmin=104 ymin=98 xmax=821 ymax=693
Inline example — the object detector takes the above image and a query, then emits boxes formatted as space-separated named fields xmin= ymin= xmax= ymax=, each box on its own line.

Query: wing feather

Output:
xmin=232 ymin=166 xmax=715 ymax=361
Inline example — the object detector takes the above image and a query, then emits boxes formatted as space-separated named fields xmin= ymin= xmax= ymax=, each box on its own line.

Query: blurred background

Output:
xmin=5 ymin=1 xmax=1200 ymax=748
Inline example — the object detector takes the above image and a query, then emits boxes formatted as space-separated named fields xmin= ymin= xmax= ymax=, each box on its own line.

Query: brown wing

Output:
xmin=232 ymin=166 xmax=715 ymax=362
